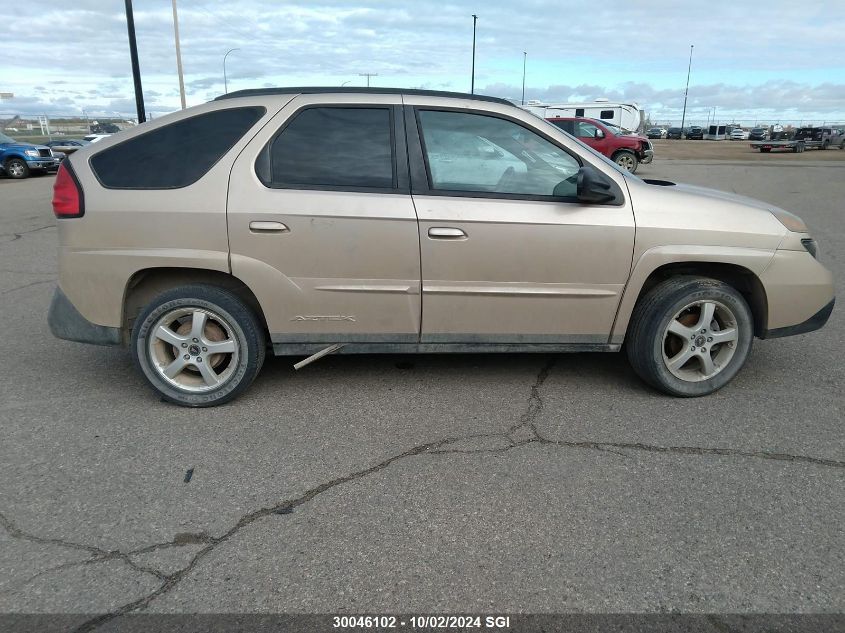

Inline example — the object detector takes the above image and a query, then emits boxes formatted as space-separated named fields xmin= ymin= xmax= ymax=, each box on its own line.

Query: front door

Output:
xmin=227 ymin=95 xmax=421 ymax=347
xmin=406 ymin=106 xmax=635 ymax=345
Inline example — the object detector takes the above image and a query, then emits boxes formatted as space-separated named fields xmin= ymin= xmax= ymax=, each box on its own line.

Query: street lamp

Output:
xmin=679 ymin=44 xmax=694 ymax=133
xmin=521 ymin=51 xmax=527 ymax=105
xmin=471 ymin=14 xmax=478 ymax=94
xmin=341 ymin=81 xmax=351 ymax=87
xmin=223 ymin=48 xmax=240 ymax=94
xmin=358 ymin=73 xmax=378 ymax=87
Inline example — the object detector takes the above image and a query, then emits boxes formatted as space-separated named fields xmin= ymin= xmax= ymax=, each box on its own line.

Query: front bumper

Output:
xmin=27 ymin=157 xmax=60 ymax=171
xmin=640 ymin=148 xmax=654 ymax=164
xmin=762 ymin=298 xmax=834 ymax=339
xmin=48 ymin=287 xmax=122 ymax=346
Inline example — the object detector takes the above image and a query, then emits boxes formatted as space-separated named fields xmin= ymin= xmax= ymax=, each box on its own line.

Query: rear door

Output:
xmin=227 ymin=94 xmax=421 ymax=348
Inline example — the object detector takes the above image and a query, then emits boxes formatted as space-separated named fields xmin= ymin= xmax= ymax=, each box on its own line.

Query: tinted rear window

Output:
xmin=90 ymin=106 xmax=265 ymax=189
xmin=261 ymin=107 xmax=394 ymax=189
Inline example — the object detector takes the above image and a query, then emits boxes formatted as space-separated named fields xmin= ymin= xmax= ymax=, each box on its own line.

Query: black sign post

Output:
xmin=125 ymin=0 xmax=146 ymax=123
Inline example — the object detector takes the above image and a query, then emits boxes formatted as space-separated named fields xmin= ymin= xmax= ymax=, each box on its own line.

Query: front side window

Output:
xmin=575 ymin=121 xmax=601 ymax=138
xmin=417 ymin=110 xmax=579 ymax=198
xmin=265 ymin=107 xmax=394 ymax=189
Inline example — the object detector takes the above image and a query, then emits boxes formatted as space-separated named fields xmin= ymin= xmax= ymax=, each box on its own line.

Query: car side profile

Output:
xmin=545 ymin=116 xmax=653 ymax=173
xmin=48 ymin=88 xmax=835 ymax=407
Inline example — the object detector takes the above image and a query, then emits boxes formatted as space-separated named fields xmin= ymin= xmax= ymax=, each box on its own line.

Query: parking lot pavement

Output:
xmin=0 ymin=161 xmax=843 ymax=625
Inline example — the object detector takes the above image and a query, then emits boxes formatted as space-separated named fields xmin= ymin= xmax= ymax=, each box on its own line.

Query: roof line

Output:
xmin=214 ymin=86 xmax=514 ymax=106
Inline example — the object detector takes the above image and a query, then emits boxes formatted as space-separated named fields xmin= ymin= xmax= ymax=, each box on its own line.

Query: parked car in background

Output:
xmin=686 ymin=126 xmax=704 ymax=140
xmin=832 ymin=128 xmax=845 ymax=149
xmin=666 ymin=127 xmax=683 ymax=139
xmin=749 ymin=127 xmax=769 ymax=141
xmin=547 ymin=117 xmax=653 ymax=173
xmin=730 ymin=128 xmax=749 ymax=140
xmin=44 ymin=139 xmax=89 ymax=155
xmin=0 ymin=132 xmax=60 ymax=178
xmin=83 ymin=134 xmax=111 ymax=144
xmin=646 ymin=127 xmax=664 ymax=139
xmin=48 ymin=87 xmax=833 ymax=406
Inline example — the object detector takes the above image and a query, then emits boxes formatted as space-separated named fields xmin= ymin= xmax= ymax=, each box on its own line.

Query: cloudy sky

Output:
xmin=2 ymin=0 xmax=844 ymax=125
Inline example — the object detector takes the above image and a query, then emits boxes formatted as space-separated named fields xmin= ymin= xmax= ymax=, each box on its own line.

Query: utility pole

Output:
xmin=358 ymin=73 xmax=378 ymax=87
xmin=124 ymin=0 xmax=146 ymax=123
xmin=471 ymin=14 xmax=478 ymax=94
xmin=171 ymin=0 xmax=186 ymax=109
xmin=521 ymin=51 xmax=527 ymax=105
xmin=679 ymin=44 xmax=693 ymax=134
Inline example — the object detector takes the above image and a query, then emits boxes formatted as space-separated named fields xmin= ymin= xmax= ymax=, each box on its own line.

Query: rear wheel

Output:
xmin=613 ymin=150 xmax=638 ymax=173
xmin=131 ymin=285 xmax=265 ymax=407
xmin=626 ymin=277 xmax=753 ymax=397
xmin=821 ymin=140 xmax=829 ymax=150
xmin=5 ymin=158 xmax=29 ymax=179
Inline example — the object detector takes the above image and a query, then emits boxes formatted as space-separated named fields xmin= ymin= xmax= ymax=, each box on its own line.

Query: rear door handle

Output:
xmin=249 ymin=221 xmax=289 ymax=233
xmin=428 ymin=227 xmax=467 ymax=240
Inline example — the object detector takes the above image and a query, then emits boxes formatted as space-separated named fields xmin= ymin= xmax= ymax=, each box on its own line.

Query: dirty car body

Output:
xmin=48 ymin=88 xmax=835 ymax=406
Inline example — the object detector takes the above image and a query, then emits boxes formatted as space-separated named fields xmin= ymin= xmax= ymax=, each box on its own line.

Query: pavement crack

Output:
xmin=506 ymin=356 xmax=556 ymax=444
xmin=1 ymin=279 xmax=54 ymax=295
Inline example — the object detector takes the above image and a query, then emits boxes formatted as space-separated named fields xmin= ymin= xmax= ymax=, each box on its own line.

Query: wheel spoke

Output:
xmin=190 ymin=310 xmax=208 ymax=341
xmin=196 ymin=361 xmax=220 ymax=387
xmin=154 ymin=325 xmax=186 ymax=348
xmin=163 ymin=356 xmax=188 ymax=379
xmin=698 ymin=351 xmax=716 ymax=376
xmin=667 ymin=319 xmax=694 ymax=341
xmin=696 ymin=302 xmax=716 ymax=330
xmin=710 ymin=328 xmax=738 ymax=345
xmin=667 ymin=347 xmax=695 ymax=372
xmin=204 ymin=339 xmax=236 ymax=354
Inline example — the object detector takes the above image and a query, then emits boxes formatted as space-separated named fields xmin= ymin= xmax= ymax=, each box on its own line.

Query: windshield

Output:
xmin=0 ymin=132 xmax=17 ymax=144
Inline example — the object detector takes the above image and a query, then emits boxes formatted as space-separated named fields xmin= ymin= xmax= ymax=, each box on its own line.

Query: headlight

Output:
xmin=24 ymin=149 xmax=39 ymax=157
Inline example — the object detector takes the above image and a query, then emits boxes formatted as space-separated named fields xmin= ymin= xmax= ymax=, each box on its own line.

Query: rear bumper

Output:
xmin=48 ymin=287 xmax=122 ymax=346
xmin=762 ymin=299 xmax=834 ymax=339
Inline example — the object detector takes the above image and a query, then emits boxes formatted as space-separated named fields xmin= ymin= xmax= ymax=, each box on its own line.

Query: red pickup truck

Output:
xmin=546 ymin=117 xmax=653 ymax=173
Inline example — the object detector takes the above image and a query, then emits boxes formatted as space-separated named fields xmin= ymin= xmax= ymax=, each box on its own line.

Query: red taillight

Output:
xmin=52 ymin=162 xmax=84 ymax=218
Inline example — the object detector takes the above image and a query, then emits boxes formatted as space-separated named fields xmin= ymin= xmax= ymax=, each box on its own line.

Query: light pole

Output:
xmin=171 ymin=0 xmax=186 ymax=109
xmin=223 ymin=48 xmax=240 ymax=94
xmin=521 ymin=51 xmax=527 ymax=105
xmin=341 ymin=81 xmax=351 ymax=87
xmin=679 ymin=44 xmax=693 ymax=133
xmin=471 ymin=14 xmax=478 ymax=94
xmin=358 ymin=73 xmax=378 ymax=87
xmin=124 ymin=0 xmax=146 ymax=123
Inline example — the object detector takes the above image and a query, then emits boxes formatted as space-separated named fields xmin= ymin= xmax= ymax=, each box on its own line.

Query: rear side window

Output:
xmin=261 ymin=107 xmax=394 ymax=189
xmin=90 ymin=106 xmax=265 ymax=189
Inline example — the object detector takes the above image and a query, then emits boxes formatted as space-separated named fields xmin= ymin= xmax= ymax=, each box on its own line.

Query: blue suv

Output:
xmin=0 ymin=132 xmax=60 ymax=179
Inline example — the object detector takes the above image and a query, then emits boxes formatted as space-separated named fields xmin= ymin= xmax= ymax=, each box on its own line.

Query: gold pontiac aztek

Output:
xmin=48 ymin=88 xmax=834 ymax=406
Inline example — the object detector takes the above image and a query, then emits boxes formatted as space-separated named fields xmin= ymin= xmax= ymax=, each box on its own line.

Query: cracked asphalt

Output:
xmin=0 ymin=160 xmax=843 ymax=629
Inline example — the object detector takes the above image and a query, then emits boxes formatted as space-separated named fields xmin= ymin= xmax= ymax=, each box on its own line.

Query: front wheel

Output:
xmin=5 ymin=158 xmax=29 ymax=179
xmin=131 ymin=285 xmax=266 ymax=407
xmin=613 ymin=150 xmax=639 ymax=173
xmin=626 ymin=277 xmax=754 ymax=397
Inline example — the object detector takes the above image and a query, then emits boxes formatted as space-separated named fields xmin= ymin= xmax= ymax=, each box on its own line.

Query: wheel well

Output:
xmin=636 ymin=262 xmax=768 ymax=336
xmin=122 ymin=268 xmax=269 ymax=338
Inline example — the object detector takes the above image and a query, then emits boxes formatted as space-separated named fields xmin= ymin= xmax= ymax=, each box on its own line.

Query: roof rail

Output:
xmin=214 ymin=86 xmax=514 ymax=106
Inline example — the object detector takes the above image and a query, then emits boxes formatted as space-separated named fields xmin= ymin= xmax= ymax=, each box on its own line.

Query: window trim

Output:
xmin=256 ymin=103 xmax=408 ymax=194
xmin=89 ymin=106 xmax=266 ymax=190
xmin=406 ymin=105 xmax=585 ymax=203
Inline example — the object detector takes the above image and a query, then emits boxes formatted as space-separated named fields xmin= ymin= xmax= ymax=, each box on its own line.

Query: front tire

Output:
xmin=131 ymin=285 xmax=265 ymax=407
xmin=5 ymin=158 xmax=29 ymax=179
xmin=613 ymin=150 xmax=639 ymax=173
xmin=626 ymin=277 xmax=753 ymax=397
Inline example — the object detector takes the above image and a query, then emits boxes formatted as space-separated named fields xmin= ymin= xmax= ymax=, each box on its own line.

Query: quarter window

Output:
xmin=600 ymin=110 xmax=614 ymax=120
xmin=90 ymin=106 xmax=265 ymax=189
xmin=264 ymin=107 xmax=394 ymax=189
xmin=417 ymin=110 xmax=579 ymax=198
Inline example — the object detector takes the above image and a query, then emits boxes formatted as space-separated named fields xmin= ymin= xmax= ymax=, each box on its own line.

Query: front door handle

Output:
xmin=428 ymin=227 xmax=467 ymax=240
xmin=249 ymin=221 xmax=289 ymax=233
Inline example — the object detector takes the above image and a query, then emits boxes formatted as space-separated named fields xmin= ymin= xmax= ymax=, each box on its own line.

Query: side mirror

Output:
xmin=594 ymin=129 xmax=605 ymax=139
xmin=576 ymin=165 xmax=620 ymax=204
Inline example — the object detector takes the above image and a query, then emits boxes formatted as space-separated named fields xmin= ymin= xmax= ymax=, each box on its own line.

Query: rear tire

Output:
xmin=626 ymin=277 xmax=753 ymax=397
xmin=131 ymin=285 xmax=265 ymax=407
xmin=5 ymin=158 xmax=29 ymax=179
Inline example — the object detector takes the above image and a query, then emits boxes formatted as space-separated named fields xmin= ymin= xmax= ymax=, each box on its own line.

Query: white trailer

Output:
xmin=521 ymin=99 xmax=645 ymax=133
